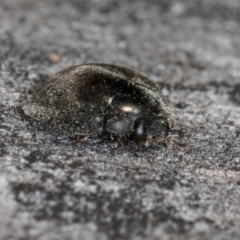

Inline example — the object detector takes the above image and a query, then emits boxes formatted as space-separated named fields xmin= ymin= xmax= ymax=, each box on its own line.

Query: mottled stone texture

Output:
xmin=0 ymin=0 xmax=239 ymax=239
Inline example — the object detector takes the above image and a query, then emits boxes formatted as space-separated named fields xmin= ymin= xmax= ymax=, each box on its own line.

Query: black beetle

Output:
xmin=23 ymin=63 xmax=176 ymax=146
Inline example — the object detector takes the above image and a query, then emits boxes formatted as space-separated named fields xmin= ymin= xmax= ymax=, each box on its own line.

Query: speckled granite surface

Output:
xmin=0 ymin=0 xmax=240 ymax=239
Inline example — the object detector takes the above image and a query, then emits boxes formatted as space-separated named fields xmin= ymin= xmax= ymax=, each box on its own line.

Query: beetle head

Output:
xmin=133 ymin=116 xmax=169 ymax=145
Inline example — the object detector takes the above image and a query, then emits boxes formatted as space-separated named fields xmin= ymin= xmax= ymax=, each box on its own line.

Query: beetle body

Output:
xmin=23 ymin=63 xmax=175 ymax=145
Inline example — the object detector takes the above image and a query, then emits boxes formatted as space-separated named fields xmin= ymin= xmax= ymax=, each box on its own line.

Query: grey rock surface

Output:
xmin=0 ymin=0 xmax=240 ymax=239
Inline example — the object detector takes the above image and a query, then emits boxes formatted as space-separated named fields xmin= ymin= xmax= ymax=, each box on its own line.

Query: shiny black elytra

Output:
xmin=23 ymin=63 xmax=176 ymax=146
